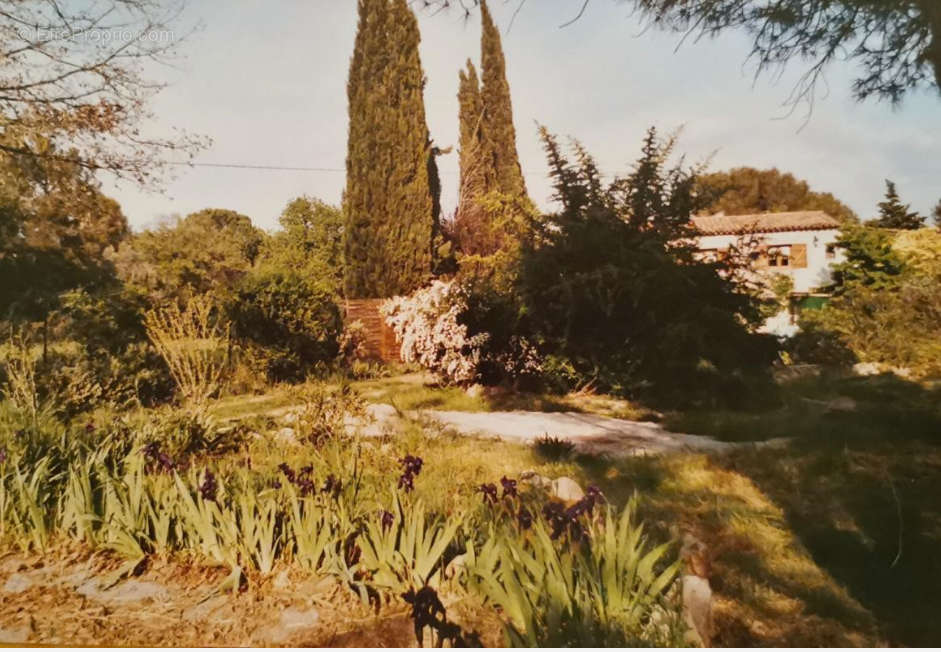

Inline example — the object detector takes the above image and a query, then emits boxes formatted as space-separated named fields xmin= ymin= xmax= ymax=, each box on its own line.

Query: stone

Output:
xmin=273 ymin=569 xmax=291 ymax=590
xmin=182 ymin=594 xmax=230 ymax=623
xmin=2 ymin=573 xmax=33 ymax=594
xmin=550 ymin=477 xmax=585 ymax=503
xmin=0 ymin=625 xmax=30 ymax=643
xmin=280 ymin=607 xmax=319 ymax=629
xmin=274 ymin=427 xmax=298 ymax=446
xmin=79 ymin=579 xmax=170 ymax=605
xmin=519 ymin=470 xmax=552 ymax=490
xmin=826 ymin=396 xmax=857 ymax=412
xmin=853 ymin=362 xmax=882 ymax=376
xmin=104 ymin=580 xmax=170 ymax=604
xmin=681 ymin=574 xmax=713 ymax=647
xmin=253 ymin=607 xmax=320 ymax=644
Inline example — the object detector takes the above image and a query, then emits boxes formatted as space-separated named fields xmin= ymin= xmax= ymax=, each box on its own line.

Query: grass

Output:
xmin=210 ymin=371 xmax=659 ymax=422
xmin=11 ymin=369 xmax=941 ymax=646
xmin=664 ymin=372 xmax=941 ymax=444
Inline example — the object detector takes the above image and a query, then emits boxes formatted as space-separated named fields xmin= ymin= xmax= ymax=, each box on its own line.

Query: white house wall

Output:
xmin=696 ymin=228 xmax=843 ymax=293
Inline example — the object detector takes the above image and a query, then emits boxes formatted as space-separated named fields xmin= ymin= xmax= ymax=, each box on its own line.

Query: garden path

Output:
xmin=351 ymin=404 xmax=784 ymax=457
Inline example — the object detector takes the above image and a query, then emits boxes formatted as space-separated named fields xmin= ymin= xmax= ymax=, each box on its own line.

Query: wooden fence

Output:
xmin=344 ymin=298 xmax=400 ymax=363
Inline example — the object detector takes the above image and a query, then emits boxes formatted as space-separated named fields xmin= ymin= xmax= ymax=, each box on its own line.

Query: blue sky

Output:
xmin=105 ymin=0 xmax=941 ymax=232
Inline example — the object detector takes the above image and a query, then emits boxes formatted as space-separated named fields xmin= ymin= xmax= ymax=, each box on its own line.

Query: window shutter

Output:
xmin=791 ymin=244 xmax=807 ymax=268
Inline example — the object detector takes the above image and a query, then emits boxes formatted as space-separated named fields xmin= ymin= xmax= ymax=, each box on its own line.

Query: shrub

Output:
xmin=515 ymin=127 xmax=777 ymax=405
xmin=533 ymin=434 xmax=576 ymax=461
xmin=144 ymin=295 xmax=231 ymax=406
xmin=381 ymin=280 xmax=488 ymax=386
xmin=228 ymin=268 xmax=341 ymax=382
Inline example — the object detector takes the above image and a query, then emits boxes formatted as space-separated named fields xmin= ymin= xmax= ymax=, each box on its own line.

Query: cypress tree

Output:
xmin=453 ymin=1 xmax=528 ymax=255
xmin=455 ymin=60 xmax=493 ymax=254
xmin=479 ymin=0 xmax=526 ymax=199
xmin=344 ymin=0 xmax=436 ymax=299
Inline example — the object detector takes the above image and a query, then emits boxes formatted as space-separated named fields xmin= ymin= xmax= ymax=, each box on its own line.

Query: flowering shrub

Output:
xmin=381 ymin=280 xmax=488 ymax=385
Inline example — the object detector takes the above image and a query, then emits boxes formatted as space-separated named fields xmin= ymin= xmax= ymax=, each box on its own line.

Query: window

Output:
xmin=826 ymin=243 xmax=836 ymax=259
xmin=767 ymin=245 xmax=791 ymax=268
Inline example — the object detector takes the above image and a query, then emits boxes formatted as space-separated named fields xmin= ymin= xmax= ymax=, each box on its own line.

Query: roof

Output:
xmin=691 ymin=210 xmax=840 ymax=236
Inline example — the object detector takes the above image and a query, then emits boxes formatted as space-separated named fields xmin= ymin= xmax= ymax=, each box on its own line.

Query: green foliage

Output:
xmin=465 ymin=499 xmax=683 ymax=646
xmin=534 ymin=434 xmax=576 ymax=461
xmin=229 ymin=269 xmax=341 ymax=383
xmin=802 ymin=226 xmax=941 ymax=376
xmin=868 ymin=179 xmax=926 ymax=230
xmin=452 ymin=1 xmax=529 ymax=257
xmin=0 ymin=147 xmax=128 ymax=322
xmin=478 ymin=0 xmax=527 ymax=201
xmin=516 ymin=127 xmax=776 ymax=405
xmin=632 ymin=0 xmax=941 ymax=104
xmin=116 ymin=208 xmax=263 ymax=304
xmin=829 ymin=224 xmax=906 ymax=291
xmin=344 ymin=0 xmax=437 ymax=299
xmin=260 ymin=196 xmax=345 ymax=294
xmin=699 ymin=166 xmax=858 ymax=222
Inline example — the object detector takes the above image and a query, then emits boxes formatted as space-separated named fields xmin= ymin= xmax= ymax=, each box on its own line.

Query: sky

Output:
xmin=104 ymin=0 xmax=941 ymax=233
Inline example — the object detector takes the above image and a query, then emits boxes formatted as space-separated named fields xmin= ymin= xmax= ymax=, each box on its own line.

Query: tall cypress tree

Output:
xmin=344 ymin=0 xmax=436 ymax=299
xmin=479 ymin=0 xmax=526 ymax=199
xmin=455 ymin=60 xmax=493 ymax=254
xmin=453 ymin=1 xmax=528 ymax=255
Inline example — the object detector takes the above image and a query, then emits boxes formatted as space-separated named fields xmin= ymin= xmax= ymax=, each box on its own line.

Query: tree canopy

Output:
xmin=698 ymin=167 xmax=858 ymax=222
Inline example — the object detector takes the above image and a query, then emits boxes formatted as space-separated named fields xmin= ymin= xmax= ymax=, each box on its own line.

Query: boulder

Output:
xmin=550 ymin=477 xmax=585 ymax=503
xmin=2 ymin=573 xmax=32 ymax=594
xmin=274 ymin=427 xmax=298 ymax=446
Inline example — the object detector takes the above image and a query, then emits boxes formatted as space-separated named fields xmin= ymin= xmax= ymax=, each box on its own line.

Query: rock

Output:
xmin=550 ymin=477 xmax=585 ymax=503
xmin=853 ymin=362 xmax=882 ymax=376
xmin=2 ymin=573 xmax=33 ymax=594
xmin=274 ymin=427 xmax=299 ymax=446
xmin=254 ymin=607 xmax=320 ymax=644
xmin=345 ymin=403 xmax=398 ymax=438
xmin=79 ymin=579 xmax=170 ymax=605
xmin=280 ymin=606 xmax=319 ymax=629
xmin=826 ymin=396 xmax=857 ymax=412
xmin=281 ymin=411 xmax=298 ymax=425
xmin=182 ymin=594 xmax=230 ymax=623
xmin=681 ymin=574 xmax=713 ymax=647
xmin=519 ymin=470 xmax=552 ymax=490
xmin=0 ymin=557 xmax=25 ymax=574
xmin=0 ymin=625 xmax=30 ymax=643
xmin=273 ymin=569 xmax=291 ymax=590
xmin=465 ymin=384 xmax=485 ymax=398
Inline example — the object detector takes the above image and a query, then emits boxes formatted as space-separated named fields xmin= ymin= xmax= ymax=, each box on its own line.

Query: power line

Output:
xmin=166 ymin=161 xmax=346 ymax=173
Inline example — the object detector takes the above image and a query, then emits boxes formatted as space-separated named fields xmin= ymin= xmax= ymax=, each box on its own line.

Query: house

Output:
xmin=691 ymin=210 xmax=844 ymax=336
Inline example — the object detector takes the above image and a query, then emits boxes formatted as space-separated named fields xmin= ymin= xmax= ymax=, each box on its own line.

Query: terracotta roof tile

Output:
xmin=692 ymin=211 xmax=840 ymax=236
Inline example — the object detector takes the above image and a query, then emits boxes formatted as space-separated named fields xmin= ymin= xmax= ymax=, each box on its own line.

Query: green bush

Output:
xmin=228 ymin=269 xmax=341 ymax=383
